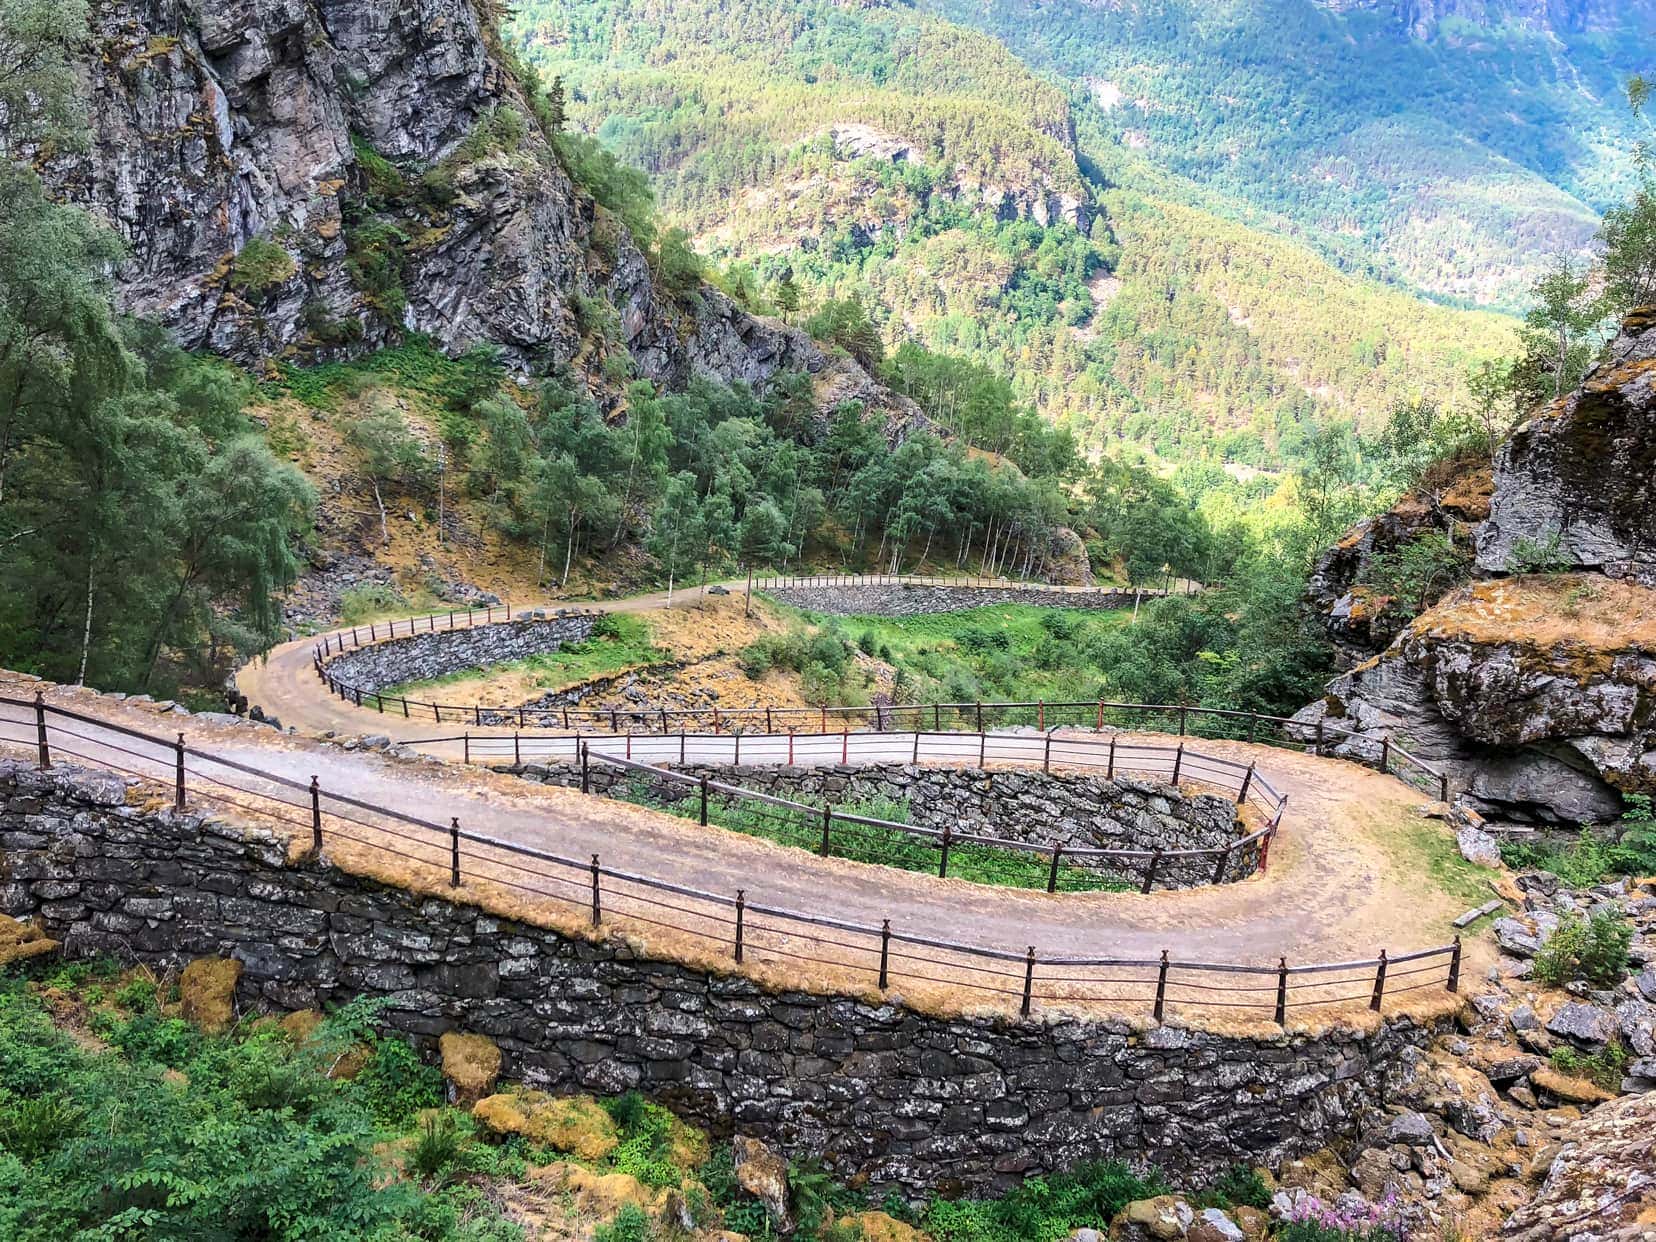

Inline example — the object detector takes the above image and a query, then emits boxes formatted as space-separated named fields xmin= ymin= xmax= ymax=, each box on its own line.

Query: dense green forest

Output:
xmin=507 ymin=0 xmax=1520 ymax=470
xmin=928 ymin=0 xmax=1652 ymax=308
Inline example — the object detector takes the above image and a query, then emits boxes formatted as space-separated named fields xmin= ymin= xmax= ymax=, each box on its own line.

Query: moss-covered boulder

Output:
xmin=438 ymin=1031 xmax=501 ymax=1104
xmin=473 ymin=1090 xmax=619 ymax=1161
xmin=179 ymin=957 xmax=242 ymax=1034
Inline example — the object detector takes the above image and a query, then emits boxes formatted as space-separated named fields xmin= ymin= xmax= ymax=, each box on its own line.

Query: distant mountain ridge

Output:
xmin=1313 ymin=0 xmax=1656 ymax=38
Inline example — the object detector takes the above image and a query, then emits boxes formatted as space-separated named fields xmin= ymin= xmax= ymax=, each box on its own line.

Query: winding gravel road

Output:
xmin=0 ymin=584 xmax=1490 ymax=1024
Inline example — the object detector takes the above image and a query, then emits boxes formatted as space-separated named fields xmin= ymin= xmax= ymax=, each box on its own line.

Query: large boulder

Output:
xmin=1479 ymin=307 xmax=1656 ymax=586
xmin=1501 ymin=1091 xmax=1656 ymax=1238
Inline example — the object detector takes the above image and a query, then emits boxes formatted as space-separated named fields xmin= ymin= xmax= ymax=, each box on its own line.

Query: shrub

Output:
xmin=350 ymin=1036 xmax=443 ymax=1125
xmin=1201 ymin=1164 xmax=1272 ymax=1211
xmin=1550 ymin=1040 xmax=1628 ymax=1091
xmin=1532 ymin=910 xmax=1632 ymax=988
xmin=338 ymin=581 xmax=408 ymax=624
xmin=594 ymin=1202 xmax=652 ymax=1242
xmin=230 ymin=237 xmax=297 ymax=295
xmin=1038 ymin=612 xmax=1080 ymax=641
xmin=0 ymin=1092 xmax=85 ymax=1161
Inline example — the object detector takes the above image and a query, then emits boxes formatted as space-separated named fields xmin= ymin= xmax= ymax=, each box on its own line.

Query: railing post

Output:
xmin=580 ymin=743 xmax=590 ymax=794
xmin=449 ymin=818 xmax=461 ymax=887
xmin=513 ymin=732 xmax=521 ymax=767
xmin=310 ymin=776 xmax=322 ymax=851
xmin=1379 ymin=736 xmax=1390 ymax=775
xmin=1179 ymin=705 xmax=1187 ymax=736
xmin=934 ymin=703 xmax=941 ymax=731
xmin=1237 ymin=763 xmax=1255 ymax=805
xmin=766 ymin=706 xmax=772 ymax=732
xmin=402 ymin=697 xmax=410 ymax=718
xmin=1107 ymin=735 xmax=1116 ymax=780
xmin=1171 ymin=743 xmax=1183 ymax=785
xmin=1043 ymin=732 xmax=1052 ymax=773
xmin=700 ymin=776 xmax=709 ymax=826
xmin=1314 ymin=717 xmax=1325 ymax=754
xmin=1153 ymin=949 xmax=1170 ymax=1023
xmin=463 ymin=732 xmax=470 ymax=764
xmin=842 ymin=729 xmax=848 ymax=764
xmin=1141 ymin=849 xmax=1162 ymax=893
xmin=590 ymin=854 xmax=602 ymax=926
xmin=1096 ymin=699 xmax=1103 ymax=731
xmin=1440 ymin=772 xmax=1450 ymax=804
xmin=1211 ymin=845 xmax=1229 ymax=886
xmin=1447 ymin=937 xmax=1462 ymax=994
xmin=33 ymin=692 xmax=50 ymax=770
xmin=938 ymin=822 xmax=952 ymax=878
xmin=975 ymin=702 xmax=983 ymax=732
xmin=820 ymin=804 xmax=832 ymax=855
xmin=978 ymin=730 xmax=986 ymax=768
xmin=911 ymin=730 xmax=920 ymax=764
xmin=1021 ymin=947 xmax=1036 ymax=1018
xmin=174 ymin=733 xmax=186 ymax=811
xmin=375 ymin=693 xmax=384 ymax=714
xmin=734 ymin=890 xmax=746 ymax=963
xmin=879 ymin=920 xmax=891 ymax=989
xmin=1370 ymin=949 xmax=1388 ymax=1012
xmin=1037 ymin=701 xmax=1045 ymax=731
xmin=1046 ymin=845 xmax=1062 ymax=893
xmin=1275 ymin=957 xmax=1289 ymax=1026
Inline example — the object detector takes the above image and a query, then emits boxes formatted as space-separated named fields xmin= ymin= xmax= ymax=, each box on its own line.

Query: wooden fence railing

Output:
xmin=0 ymin=693 xmax=1460 ymax=1023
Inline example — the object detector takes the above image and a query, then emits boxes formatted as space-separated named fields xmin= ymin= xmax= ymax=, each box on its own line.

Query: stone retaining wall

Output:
xmin=765 ymin=584 xmax=1145 ymax=616
xmin=505 ymin=760 xmax=1253 ymax=889
xmin=0 ymin=759 xmax=1435 ymax=1192
xmin=321 ymin=612 xmax=596 ymax=695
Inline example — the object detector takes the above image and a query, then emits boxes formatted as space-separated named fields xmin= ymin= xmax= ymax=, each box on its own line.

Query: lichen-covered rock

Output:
xmin=179 ymin=956 xmax=242 ymax=1034
xmin=1479 ymin=308 xmax=1656 ymax=586
xmin=1501 ymin=1090 xmax=1656 ymax=1239
xmin=1308 ymin=461 xmax=1491 ymax=666
xmin=733 ymin=1135 xmax=792 ymax=1232
xmin=1293 ymin=576 xmax=1656 ymax=822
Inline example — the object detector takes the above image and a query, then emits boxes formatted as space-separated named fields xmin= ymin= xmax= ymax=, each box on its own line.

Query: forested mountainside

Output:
xmin=508 ymin=0 xmax=1522 ymax=468
xmin=929 ymin=0 xmax=1654 ymax=308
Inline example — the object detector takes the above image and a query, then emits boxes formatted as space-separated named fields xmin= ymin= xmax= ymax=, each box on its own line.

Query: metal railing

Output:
xmin=459 ymin=730 xmax=1284 ymax=893
xmin=0 ymin=692 xmax=1460 ymax=1024
xmin=752 ymin=571 xmax=1197 ymax=596
xmin=308 ymin=626 xmax=1451 ymax=802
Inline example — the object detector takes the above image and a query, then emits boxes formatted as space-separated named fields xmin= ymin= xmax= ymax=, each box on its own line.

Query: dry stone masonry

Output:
xmin=764 ymin=582 xmax=1145 ymax=617
xmin=0 ymin=758 xmax=1438 ymax=1192
xmin=506 ymin=759 xmax=1255 ymax=889
xmin=321 ymin=612 xmax=596 ymax=697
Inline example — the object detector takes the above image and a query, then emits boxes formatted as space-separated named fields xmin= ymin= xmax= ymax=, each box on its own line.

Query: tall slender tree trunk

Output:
xmin=561 ymin=508 xmax=576 ymax=588
xmin=77 ymin=557 xmax=94 ymax=687
xmin=371 ymin=478 xmax=389 ymax=546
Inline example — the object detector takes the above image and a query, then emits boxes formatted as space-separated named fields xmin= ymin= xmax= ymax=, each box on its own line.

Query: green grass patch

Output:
xmin=1378 ymin=810 xmax=1498 ymax=922
xmin=620 ymin=782 xmax=1132 ymax=893
xmin=768 ymin=601 xmax=1135 ymax=709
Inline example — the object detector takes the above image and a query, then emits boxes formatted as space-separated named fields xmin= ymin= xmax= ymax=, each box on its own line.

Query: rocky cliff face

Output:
xmin=52 ymin=0 xmax=892 ymax=408
xmin=1296 ymin=310 xmax=1656 ymax=824
xmin=1297 ymin=577 xmax=1656 ymax=823
xmin=1477 ymin=307 xmax=1656 ymax=587
xmin=1307 ymin=459 xmax=1491 ymax=666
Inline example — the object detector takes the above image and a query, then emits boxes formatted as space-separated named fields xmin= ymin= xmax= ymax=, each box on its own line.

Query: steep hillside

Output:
xmin=511 ymin=0 xmax=1519 ymax=465
xmin=932 ymin=0 xmax=1652 ymax=308
xmin=46 ymin=0 xmax=901 ymax=411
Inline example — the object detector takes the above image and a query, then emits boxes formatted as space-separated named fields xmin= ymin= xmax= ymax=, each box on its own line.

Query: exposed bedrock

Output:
xmin=1477 ymin=306 xmax=1656 ymax=585
xmin=45 ymin=0 xmax=913 ymax=421
xmin=1294 ymin=577 xmax=1656 ymax=823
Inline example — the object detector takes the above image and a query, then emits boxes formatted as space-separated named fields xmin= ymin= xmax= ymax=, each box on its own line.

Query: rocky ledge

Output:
xmin=1293 ymin=576 xmax=1655 ymax=823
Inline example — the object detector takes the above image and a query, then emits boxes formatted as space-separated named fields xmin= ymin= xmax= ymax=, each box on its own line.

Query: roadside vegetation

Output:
xmin=0 ymin=959 xmax=1378 ymax=1241
xmin=1499 ymin=795 xmax=1656 ymax=887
